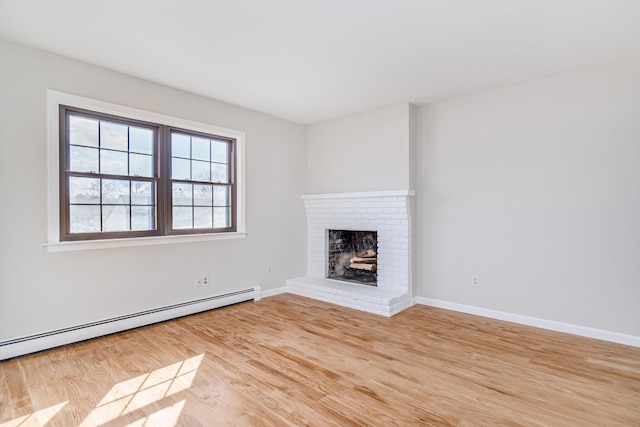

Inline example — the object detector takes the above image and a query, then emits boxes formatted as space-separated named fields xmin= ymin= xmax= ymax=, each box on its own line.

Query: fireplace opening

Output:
xmin=327 ymin=230 xmax=377 ymax=286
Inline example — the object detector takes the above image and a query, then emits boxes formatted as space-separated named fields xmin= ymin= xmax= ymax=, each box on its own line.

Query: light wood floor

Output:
xmin=1 ymin=294 xmax=639 ymax=426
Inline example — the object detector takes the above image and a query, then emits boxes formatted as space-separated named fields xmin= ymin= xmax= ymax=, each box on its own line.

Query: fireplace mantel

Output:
xmin=302 ymin=190 xmax=415 ymax=200
xmin=287 ymin=190 xmax=414 ymax=316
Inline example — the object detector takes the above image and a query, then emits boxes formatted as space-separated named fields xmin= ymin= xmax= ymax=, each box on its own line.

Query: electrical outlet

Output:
xmin=195 ymin=276 xmax=202 ymax=288
xmin=472 ymin=276 xmax=479 ymax=287
xmin=202 ymin=275 xmax=209 ymax=286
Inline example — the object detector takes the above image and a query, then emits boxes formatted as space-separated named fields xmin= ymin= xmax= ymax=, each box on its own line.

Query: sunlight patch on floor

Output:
xmin=78 ymin=353 xmax=203 ymax=427
xmin=0 ymin=401 xmax=67 ymax=427
xmin=0 ymin=354 xmax=202 ymax=427
xmin=126 ymin=400 xmax=186 ymax=427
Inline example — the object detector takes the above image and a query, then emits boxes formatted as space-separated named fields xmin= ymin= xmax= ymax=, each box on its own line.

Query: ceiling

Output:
xmin=1 ymin=0 xmax=640 ymax=124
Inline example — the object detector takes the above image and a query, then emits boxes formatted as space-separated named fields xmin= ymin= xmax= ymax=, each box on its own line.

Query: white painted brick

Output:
xmin=303 ymin=193 xmax=412 ymax=310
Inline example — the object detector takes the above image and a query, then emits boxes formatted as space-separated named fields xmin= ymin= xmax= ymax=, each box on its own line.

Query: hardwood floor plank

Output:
xmin=1 ymin=294 xmax=639 ymax=426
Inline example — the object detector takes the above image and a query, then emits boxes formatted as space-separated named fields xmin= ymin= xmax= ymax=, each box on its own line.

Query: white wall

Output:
xmin=307 ymin=103 xmax=414 ymax=194
xmin=417 ymin=59 xmax=640 ymax=336
xmin=0 ymin=39 xmax=308 ymax=340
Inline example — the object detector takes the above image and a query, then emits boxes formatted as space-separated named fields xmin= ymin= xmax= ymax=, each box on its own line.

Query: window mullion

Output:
xmin=158 ymin=125 xmax=170 ymax=236
xmin=99 ymin=178 xmax=103 ymax=232
xmin=128 ymin=181 xmax=133 ymax=232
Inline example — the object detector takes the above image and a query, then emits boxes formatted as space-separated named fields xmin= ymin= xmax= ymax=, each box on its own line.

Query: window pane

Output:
xmin=172 ymin=157 xmax=190 ymax=180
xmin=191 ymin=137 xmax=210 ymax=161
xmin=173 ymin=206 xmax=193 ymax=229
xmin=172 ymin=183 xmax=192 ymax=206
xmin=103 ymin=205 xmax=130 ymax=232
xmin=70 ymin=146 xmax=99 ymax=173
xmin=129 ymin=127 xmax=153 ymax=154
xmin=131 ymin=181 xmax=155 ymax=205
xmin=69 ymin=116 xmax=99 ymax=147
xmin=100 ymin=122 xmax=128 ymax=151
xmin=192 ymin=160 xmax=210 ymax=182
xmin=211 ymin=140 xmax=227 ymax=163
xmin=130 ymin=153 xmax=153 ymax=177
xmin=172 ymin=133 xmax=190 ymax=158
xmin=70 ymin=205 xmax=101 ymax=233
xmin=132 ymin=206 xmax=155 ymax=231
xmin=102 ymin=179 xmax=130 ymax=204
xmin=101 ymin=150 xmax=128 ymax=175
xmin=69 ymin=177 xmax=100 ymax=204
xmin=213 ymin=207 xmax=230 ymax=228
xmin=194 ymin=207 xmax=212 ymax=228
xmin=194 ymin=184 xmax=213 ymax=207
xmin=213 ymin=186 xmax=229 ymax=206
xmin=211 ymin=163 xmax=228 ymax=183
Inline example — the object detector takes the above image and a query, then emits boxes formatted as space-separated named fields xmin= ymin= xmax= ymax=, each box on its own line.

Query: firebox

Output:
xmin=327 ymin=229 xmax=377 ymax=286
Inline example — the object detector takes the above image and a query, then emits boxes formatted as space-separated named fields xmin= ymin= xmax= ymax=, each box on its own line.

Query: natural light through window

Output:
xmin=0 ymin=401 xmax=68 ymax=427
xmin=80 ymin=354 xmax=203 ymax=426
xmin=0 ymin=354 xmax=203 ymax=427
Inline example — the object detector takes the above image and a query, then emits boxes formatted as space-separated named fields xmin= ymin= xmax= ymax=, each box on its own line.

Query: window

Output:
xmin=60 ymin=107 xmax=236 ymax=241
xmin=47 ymin=90 xmax=245 ymax=250
xmin=169 ymin=130 xmax=234 ymax=232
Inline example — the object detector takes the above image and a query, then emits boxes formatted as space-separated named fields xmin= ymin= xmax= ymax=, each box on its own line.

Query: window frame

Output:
xmin=46 ymin=90 xmax=246 ymax=252
xmin=165 ymin=126 xmax=237 ymax=236
xmin=59 ymin=106 xmax=164 ymax=241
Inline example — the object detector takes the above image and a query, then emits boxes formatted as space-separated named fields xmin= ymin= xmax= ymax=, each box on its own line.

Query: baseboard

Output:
xmin=0 ymin=286 xmax=261 ymax=361
xmin=260 ymin=285 xmax=289 ymax=298
xmin=416 ymin=297 xmax=640 ymax=348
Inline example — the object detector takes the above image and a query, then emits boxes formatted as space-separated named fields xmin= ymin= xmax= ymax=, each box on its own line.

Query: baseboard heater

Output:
xmin=0 ymin=285 xmax=262 ymax=361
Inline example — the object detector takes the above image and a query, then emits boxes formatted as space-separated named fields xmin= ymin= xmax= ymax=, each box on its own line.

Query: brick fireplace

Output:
xmin=287 ymin=190 xmax=414 ymax=316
